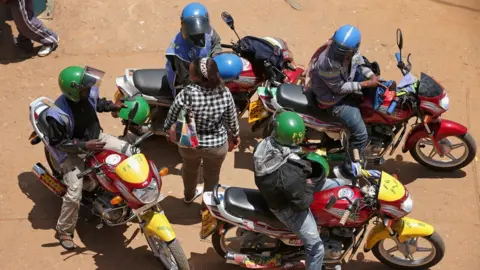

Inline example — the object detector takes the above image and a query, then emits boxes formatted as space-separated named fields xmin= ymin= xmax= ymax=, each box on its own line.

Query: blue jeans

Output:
xmin=271 ymin=178 xmax=349 ymax=269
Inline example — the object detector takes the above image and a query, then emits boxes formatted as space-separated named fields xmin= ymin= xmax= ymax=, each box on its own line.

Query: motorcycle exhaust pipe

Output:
xmin=225 ymin=251 xmax=304 ymax=269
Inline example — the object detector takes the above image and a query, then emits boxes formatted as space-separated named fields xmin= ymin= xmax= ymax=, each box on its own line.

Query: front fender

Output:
xmin=364 ymin=217 xmax=435 ymax=252
xmin=141 ymin=211 xmax=176 ymax=242
xmin=402 ymin=119 xmax=467 ymax=152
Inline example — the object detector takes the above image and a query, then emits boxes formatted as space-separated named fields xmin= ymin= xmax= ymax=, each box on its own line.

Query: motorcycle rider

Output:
xmin=45 ymin=66 xmax=140 ymax=250
xmin=166 ymin=2 xmax=222 ymax=96
xmin=307 ymin=24 xmax=381 ymax=179
xmin=253 ymin=111 xmax=348 ymax=270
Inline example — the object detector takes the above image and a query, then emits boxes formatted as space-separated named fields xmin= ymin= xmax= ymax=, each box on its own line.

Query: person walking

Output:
xmin=3 ymin=0 xmax=58 ymax=57
xmin=163 ymin=57 xmax=240 ymax=203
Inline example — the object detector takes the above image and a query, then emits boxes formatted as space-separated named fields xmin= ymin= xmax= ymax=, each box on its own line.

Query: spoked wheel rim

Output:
xmin=415 ymin=136 xmax=469 ymax=168
xmin=146 ymin=236 xmax=179 ymax=270
xmin=219 ymin=226 xmax=277 ymax=254
xmin=377 ymin=237 xmax=437 ymax=267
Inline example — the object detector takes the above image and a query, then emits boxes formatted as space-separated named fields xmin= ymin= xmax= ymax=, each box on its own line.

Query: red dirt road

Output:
xmin=1 ymin=0 xmax=479 ymax=269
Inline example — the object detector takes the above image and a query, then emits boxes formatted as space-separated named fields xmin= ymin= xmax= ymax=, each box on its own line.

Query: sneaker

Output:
xmin=184 ymin=185 xmax=204 ymax=204
xmin=37 ymin=43 xmax=58 ymax=57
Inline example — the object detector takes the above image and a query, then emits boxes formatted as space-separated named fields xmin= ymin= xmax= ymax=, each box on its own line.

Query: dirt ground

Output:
xmin=1 ymin=0 xmax=480 ymax=269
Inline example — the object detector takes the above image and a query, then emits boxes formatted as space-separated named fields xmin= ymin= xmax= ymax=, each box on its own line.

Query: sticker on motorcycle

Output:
xmin=106 ymin=154 xmax=122 ymax=166
xmin=337 ymin=188 xmax=354 ymax=200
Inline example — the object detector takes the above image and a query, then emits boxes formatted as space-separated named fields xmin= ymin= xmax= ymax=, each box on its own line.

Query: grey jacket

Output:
xmin=310 ymin=47 xmax=374 ymax=107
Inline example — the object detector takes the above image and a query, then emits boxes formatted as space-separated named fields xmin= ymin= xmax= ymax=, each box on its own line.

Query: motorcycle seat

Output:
xmin=132 ymin=69 xmax=172 ymax=97
xmin=224 ymin=187 xmax=287 ymax=229
xmin=276 ymin=84 xmax=340 ymax=123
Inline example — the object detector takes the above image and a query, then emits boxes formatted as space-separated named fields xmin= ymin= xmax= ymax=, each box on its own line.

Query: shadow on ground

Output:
xmin=377 ymin=157 xmax=467 ymax=185
xmin=0 ymin=18 xmax=36 ymax=64
xmin=161 ymin=195 xmax=203 ymax=225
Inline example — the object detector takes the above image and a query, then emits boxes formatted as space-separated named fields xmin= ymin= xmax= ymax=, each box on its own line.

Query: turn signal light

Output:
xmin=110 ymin=196 xmax=123 ymax=205
xmin=159 ymin=167 xmax=169 ymax=177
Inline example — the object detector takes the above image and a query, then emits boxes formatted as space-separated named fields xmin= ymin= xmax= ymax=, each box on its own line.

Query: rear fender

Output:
xmin=115 ymin=72 xmax=141 ymax=98
xmin=364 ymin=217 xmax=435 ymax=251
xmin=141 ymin=211 xmax=176 ymax=242
xmin=402 ymin=119 xmax=467 ymax=152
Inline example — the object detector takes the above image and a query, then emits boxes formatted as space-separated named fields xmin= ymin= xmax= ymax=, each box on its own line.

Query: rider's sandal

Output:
xmin=55 ymin=232 xmax=76 ymax=250
xmin=184 ymin=185 xmax=204 ymax=204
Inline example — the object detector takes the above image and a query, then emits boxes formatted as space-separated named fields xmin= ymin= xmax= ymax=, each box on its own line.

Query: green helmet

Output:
xmin=119 ymin=96 xmax=150 ymax=125
xmin=272 ymin=111 xmax=306 ymax=146
xmin=58 ymin=66 xmax=105 ymax=102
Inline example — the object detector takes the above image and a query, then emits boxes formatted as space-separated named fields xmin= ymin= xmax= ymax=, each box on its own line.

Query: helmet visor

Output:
xmin=331 ymin=41 xmax=358 ymax=60
xmin=80 ymin=66 xmax=105 ymax=89
xmin=182 ymin=16 xmax=211 ymax=36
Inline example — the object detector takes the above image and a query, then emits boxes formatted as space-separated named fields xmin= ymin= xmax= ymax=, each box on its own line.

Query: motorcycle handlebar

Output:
xmin=221 ymin=44 xmax=233 ymax=49
xmin=339 ymin=209 xmax=351 ymax=226
xmin=76 ymin=167 xmax=95 ymax=179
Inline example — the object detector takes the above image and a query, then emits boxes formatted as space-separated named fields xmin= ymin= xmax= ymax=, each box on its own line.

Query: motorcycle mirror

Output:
xmin=325 ymin=196 xmax=337 ymax=209
xmin=396 ymin=29 xmax=403 ymax=51
xmin=221 ymin=12 xmax=235 ymax=30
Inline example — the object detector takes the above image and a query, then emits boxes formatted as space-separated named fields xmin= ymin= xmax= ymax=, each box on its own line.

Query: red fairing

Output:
xmin=87 ymin=149 xmax=129 ymax=193
xmin=310 ymin=186 xmax=372 ymax=227
xmin=360 ymin=90 xmax=414 ymax=125
xmin=402 ymin=119 xmax=468 ymax=152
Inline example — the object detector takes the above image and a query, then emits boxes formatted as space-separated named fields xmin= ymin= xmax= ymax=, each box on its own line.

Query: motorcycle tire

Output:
xmin=372 ymin=232 xmax=445 ymax=269
xmin=262 ymin=120 xmax=274 ymax=139
xmin=409 ymin=133 xmax=476 ymax=172
xmin=211 ymin=223 xmax=235 ymax=259
xmin=147 ymin=236 xmax=190 ymax=270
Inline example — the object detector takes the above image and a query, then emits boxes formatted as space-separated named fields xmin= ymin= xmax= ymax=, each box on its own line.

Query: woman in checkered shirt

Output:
xmin=164 ymin=57 xmax=241 ymax=203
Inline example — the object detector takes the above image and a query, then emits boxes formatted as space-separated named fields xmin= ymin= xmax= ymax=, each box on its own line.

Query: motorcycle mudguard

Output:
xmin=141 ymin=211 xmax=176 ymax=242
xmin=402 ymin=119 xmax=468 ymax=152
xmin=363 ymin=217 xmax=435 ymax=252
xmin=32 ymin=163 xmax=67 ymax=197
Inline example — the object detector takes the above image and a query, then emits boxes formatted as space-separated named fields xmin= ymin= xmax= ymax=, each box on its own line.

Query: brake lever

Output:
xmin=406 ymin=53 xmax=412 ymax=72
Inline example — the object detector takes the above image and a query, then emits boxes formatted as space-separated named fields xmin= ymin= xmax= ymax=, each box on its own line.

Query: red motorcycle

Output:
xmin=256 ymin=29 xmax=476 ymax=171
xmin=200 ymin=152 xmax=445 ymax=269
xmin=219 ymin=11 xmax=304 ymax=132
xmin=28 ymin=97 xmax=190 ymax=270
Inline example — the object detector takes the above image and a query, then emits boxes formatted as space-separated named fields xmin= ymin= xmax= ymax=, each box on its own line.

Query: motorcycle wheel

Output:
xmin=372 ymin=232 xmax=445 ymax=269
xmin=409 ymin=133 xmax=476 ymax=172
xmin=262 ymin=121 xmax=274 ymax=139
xmin=145 ymin=236 xmax=190 ymax=270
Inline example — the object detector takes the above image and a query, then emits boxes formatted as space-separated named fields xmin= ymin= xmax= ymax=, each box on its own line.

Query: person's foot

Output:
xmin=184 ymin=185 xmax=204 ymax=204
xmin=37 ymin=43 xmax=58 ymax=57
xmin=13 ymin=38 xmax=34 ymax=53
xmin=55 ymin=231 xmax=76 ymax=250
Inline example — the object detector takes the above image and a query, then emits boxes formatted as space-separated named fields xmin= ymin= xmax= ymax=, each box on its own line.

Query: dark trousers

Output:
xmin=8 ymin=0 xmax=58 ymax=45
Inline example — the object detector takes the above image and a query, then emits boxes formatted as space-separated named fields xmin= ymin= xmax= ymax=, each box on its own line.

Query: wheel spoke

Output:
xmin=417 ymin=247 xmax=433 ymax=252
xmin=422 ymin=140 xmax=434 ymax=146
xmin=386 ymin=246 xmax=399 ymax=253
xmin=451 ymin=143 xmax=465 ymax=150
xmin=428 ymin=148 xmax=437 ymax=158
xmin=446 ymin=153 xmax=457 ymax=161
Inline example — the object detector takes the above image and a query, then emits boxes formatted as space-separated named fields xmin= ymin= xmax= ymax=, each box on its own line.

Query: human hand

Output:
xmin=85 ymin=140 xmax=106 ymax=151
xmin=231 ymin=136 xmax=241 ymax=150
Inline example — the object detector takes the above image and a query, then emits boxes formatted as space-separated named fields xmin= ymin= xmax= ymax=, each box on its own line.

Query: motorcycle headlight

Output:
xmin=440 ymin=94 xmax=449 ymax=111
xmin=400 ymin=193 xmax=414 ymax=213
xmin=133 ymin=178 xmax=159 ymax=204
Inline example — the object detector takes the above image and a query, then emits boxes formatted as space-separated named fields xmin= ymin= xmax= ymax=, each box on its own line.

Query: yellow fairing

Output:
xmin=115 ymin=154 xmax=149 ymax=184
xmin=378 ymin=172 xmax=406 ymax=202
xmin=142 ymin=211 xmax=176 ymax=242
xmin=364 ymin=217 xmax=435 ymax=251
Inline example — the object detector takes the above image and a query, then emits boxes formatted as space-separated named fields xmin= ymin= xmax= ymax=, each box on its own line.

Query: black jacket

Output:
xmin=254 ymin=157 xmax=314 ymax=212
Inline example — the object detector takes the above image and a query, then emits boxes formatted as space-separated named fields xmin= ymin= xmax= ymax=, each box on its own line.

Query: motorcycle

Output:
xmin=251 ymin=28 xmax=476 ymax=172
xmin=217 ymin=11 xmax=304 ymax=131
xmin=111 ymin=11 xmax=304 ymax=136
xmin=200 ymin=152 xmax=445 ymax=269
xmin=28 ymin=97 xmax=190 ymax=270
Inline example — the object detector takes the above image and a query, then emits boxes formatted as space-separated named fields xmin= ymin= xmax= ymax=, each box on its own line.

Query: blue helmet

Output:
xmin=213 ymin=53 xmax=244 ymax=81
xmin=181 ymin=2 xmax=211 ymax=47
xmin=331 ymin=25 xmax=361 ymax=59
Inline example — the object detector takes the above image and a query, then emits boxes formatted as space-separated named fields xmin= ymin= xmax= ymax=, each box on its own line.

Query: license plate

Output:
xmin=248 ymin=99 xmax=269 ymax=123
xmin=200 ymin=210 xmax=218 ymax=239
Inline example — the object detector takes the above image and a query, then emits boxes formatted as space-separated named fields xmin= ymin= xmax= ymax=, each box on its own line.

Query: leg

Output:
xmin=200 ymin=143 xmax=228 ymax=192
xmin=56 ymin=155 xmax=84 ymax=250
xmin=178 ymin=147 xmax=202 ymax=201
xmin=272 ymin=208 xmax=324 ymax=270
xmin=329 ymin=99 xmax=368 ymax=175
xmin=97 ymin=133 xmax=138 ymax=156
xmin=9 ymin=0 xmax=58 ymax=45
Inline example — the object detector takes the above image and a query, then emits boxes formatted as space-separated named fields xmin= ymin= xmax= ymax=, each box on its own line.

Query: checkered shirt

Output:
xmin=163 ymin=84 xmax=240 ymax=148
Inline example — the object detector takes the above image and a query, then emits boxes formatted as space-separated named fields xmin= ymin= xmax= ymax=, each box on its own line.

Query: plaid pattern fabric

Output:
xmin=164 ymin=84 xmax=240 ymax=148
